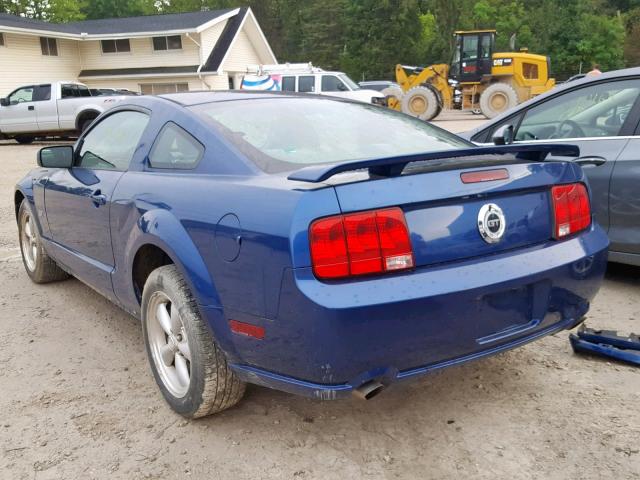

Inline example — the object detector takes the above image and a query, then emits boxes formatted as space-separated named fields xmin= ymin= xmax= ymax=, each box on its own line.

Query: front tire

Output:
xmin=141 ymin=265 xmax=245 ymax=418
xmin=17 ymin=200 xmax=69 ymax=283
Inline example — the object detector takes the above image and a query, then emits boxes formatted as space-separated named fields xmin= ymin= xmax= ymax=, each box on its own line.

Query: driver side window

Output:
xmin=78 ymin=111 xmax=149 ymax=171
xmin=321 ymin=75 xmax=346 ymax=92
xmin=515 ymin=79 xmax=640 ymax=141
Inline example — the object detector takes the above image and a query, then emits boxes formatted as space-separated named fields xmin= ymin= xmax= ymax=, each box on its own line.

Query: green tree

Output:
xmin=342 ymin=0 xmax=424 ymax=80
xmin=81 ymin=0 xmax=156 ymax=19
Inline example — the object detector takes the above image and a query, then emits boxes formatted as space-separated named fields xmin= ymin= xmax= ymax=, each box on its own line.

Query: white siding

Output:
xmin=222 ymin=29 xmax=261 ymax=72
xmin=200 ymin=20 xmax=227 ymax=59
xmin=84 ymin=76 xmax=204 ymax=93
xmin=0 ymin=33 xmax=81 ymax=96
xmin=202 ymin=73 xmax=229 ymax=90
xmin=78 ymin=34 xmax=201 ymax=71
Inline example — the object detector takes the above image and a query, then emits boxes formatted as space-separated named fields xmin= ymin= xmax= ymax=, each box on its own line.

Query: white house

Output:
xmin=0 ymin=7 xmax=277 ymax=96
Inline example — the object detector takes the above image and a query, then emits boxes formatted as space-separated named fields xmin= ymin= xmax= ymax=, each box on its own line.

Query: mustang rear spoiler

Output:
xmin=287 ymin=144 xmax=580 ymax=183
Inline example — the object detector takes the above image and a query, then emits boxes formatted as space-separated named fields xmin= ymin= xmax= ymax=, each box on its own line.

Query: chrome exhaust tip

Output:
xmin=352 ymin=381 xmax=385 ymax=401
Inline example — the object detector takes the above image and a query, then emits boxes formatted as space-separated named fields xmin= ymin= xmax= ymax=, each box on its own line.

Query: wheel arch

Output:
xmin=121 ymin=208 xmax=222 ymax=314
xmin=14 ymin=189 xmax=25 ymax=220
xmin=75 ymin=109 xmax=101 ymax=131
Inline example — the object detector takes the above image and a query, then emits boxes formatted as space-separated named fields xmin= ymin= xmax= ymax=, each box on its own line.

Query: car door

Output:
xmin=607 ymin=115 xmax=640 ymax=261
xmin=43 ymin=109 xmax=150 ymax=296
xmin=507 ymin=78 xmax=640 ymax=232
xmin=0 ymin=85 xmax=47 ymax=133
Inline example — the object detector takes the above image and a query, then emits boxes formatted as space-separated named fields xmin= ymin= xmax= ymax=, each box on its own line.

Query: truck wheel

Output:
xmin=15 ymin=135 xmax=34 ymax=145
xmin=381 ymin=86 xmax=403 ymax=111
xmin=80 ymin=118 xmax=95 ymax=133
xmin=400 ymin=86 xmax=440 ymax=121
xmin=18 ymin=200 xmax=69 ymax=283
xmin=479 ymin=83 xmax=519 ymax=119
xmin=142 ymin=265 xmax=246 ymax=418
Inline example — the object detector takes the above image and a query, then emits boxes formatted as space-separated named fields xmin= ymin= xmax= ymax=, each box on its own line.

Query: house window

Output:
xmin=153 ymin=35 xmax=182 ymax=51
xmin=40 ymin=37 xmax=58 ymax=56
xmin=101 ymin=39 xmax=131 ymax=54
xmin=0 ymin=33 xmax=5 ymax=47
xmin=139 ymin=83 xmax=189 ymax=95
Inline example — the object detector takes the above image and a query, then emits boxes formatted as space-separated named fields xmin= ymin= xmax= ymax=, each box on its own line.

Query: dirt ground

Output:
xmin=0 ymin=115 xmax=638 ymax=479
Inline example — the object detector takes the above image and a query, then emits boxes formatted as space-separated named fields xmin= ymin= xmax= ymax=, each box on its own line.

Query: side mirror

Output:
xmin=492 ymin=124 xmax=514 ymax=145
xmin=38 ymin=145 xmax=74 ymax=168
xmin=0 ymin=98 xmax=9 ymax=107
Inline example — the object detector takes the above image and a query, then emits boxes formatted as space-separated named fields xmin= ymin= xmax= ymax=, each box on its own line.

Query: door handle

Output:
xmin=575 ymin=156 xmax=606 ymax=167
xmin=91 ymin=190 xmax=107 ymax=207
xmin=28 ymin=105 xmax=35 ymax=111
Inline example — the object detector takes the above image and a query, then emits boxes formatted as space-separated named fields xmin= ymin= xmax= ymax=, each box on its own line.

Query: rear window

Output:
xmin=191 ymin=98 xmax=470 ymax=173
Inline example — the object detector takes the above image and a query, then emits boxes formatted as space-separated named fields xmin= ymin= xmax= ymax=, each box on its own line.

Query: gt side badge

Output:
xmin=478 ymin=203 xmax=506 ymax=244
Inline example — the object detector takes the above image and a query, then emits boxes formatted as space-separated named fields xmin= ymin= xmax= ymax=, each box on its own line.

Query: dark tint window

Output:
xmin=298 ymin=76 xmax=315 ymax=93
xmin=149 ymin=122 xmax=204 ymax=169
xmin=61 ymin=84 xmax=77 ymax=98
xmin=77 ymin=85 xmax=91 ymax=97
xmin=515 ymin=79 xmax=640 ymax=140
xmin=40 ymin=37 xmax=58 ymax=56
xmin=152 ymin=35 xmax=182 ymax=51
xmin=78 ymin=111 xmax=149 ymax=171
xmin=281 ymin=76 xmax=295 ymax=92
xmin=321 ymin=75 xmax=346 ymax=92
xmin=193 ymin=98 xmax=470 ymax=173
xmin=101 ymin=39 xmax=131 ymax=53
xmin=33 ymin=85 xmax=51 ymax=101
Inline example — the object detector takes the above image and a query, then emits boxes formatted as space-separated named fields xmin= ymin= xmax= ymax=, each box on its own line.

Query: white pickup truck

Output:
xmin=0 ymin=81 xmax=125 ymax=144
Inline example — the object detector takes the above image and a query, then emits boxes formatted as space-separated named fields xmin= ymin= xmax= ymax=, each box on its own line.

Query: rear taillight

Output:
xmin=309 ymin=207 xmax=414 ymax=280
xmin=551 ymin=183 xmax=591 ymax=239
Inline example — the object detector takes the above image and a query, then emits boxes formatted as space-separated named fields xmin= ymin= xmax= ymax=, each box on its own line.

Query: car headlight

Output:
xmin=371 ymin=97 xmax=387 ymax=107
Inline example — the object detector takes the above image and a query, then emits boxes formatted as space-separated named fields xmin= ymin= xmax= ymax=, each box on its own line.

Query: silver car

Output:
xmin=461 ymin=67 xmax=640 ymax=266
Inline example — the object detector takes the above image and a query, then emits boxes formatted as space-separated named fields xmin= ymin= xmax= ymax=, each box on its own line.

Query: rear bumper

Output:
xmin=231 ymin=314 xmax=583 ymax=400
xmin=221 ymin=225 xmax=609 ymax=398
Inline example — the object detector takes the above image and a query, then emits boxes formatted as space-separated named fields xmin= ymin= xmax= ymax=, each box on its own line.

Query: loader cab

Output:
xmin=450 ymin=30 xmax=496 ymax=83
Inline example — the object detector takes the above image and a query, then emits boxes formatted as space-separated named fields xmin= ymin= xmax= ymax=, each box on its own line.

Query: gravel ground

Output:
xmin=0 ymin=115 xmax=638 ymax=479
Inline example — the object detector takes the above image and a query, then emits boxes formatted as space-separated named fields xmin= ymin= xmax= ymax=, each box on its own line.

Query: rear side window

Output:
xmin=298 ymin=76 xmax=315 ymax=93
xmin=282 ymin=76 xmax=295 ymax=92
xmin=149 ymin=122 xmax=204 ymax=169
xmin=61 ymin=84 xmax=77 ymax=98
xmin=78 ymin=111 xmax=149 ymax=171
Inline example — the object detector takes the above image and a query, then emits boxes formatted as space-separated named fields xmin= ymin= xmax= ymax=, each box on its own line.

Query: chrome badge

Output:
xmin=478 ymin=203 xmax=506 ymax=244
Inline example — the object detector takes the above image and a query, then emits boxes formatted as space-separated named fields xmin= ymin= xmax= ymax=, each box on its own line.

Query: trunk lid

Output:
xmin=329 ymin=160 xmax=581 ymax=268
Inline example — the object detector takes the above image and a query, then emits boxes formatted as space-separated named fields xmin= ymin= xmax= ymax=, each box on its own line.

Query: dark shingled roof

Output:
xmin=79 ymin=66 xmax=200 ymax=78
xmin=0 ymin=9 xmax=235 ymax=36
xmin=201 ymin=7 xmax=248 ymax=72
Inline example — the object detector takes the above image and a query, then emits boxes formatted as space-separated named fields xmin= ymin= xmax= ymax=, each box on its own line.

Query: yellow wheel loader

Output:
xmin=385 ymin=30 xmax=555 ymax=120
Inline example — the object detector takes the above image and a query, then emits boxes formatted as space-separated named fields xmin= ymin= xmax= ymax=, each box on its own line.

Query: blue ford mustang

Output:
xmin=14 ymin=91 xmax=608 ymax=418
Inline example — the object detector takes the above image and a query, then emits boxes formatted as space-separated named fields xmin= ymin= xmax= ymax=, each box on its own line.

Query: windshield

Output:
xmin=191 ymin=97 xmax=470 ymax=173
xmin=339 ymin=74 xmax=360 ymax=91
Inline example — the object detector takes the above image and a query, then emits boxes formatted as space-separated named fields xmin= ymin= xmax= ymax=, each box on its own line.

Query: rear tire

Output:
xmin=400 ymin=86 xmax=440 ymax=121
xmin=80 ymin=118 xmax=95 ymax=133
xmin=479 ymin=83 xmax=519 ymax=119
xmin=15 ymin=135 xmax=34 ymax=145
xmin=142 ymin=265 xmax=245 ymax=418
xmin=381 ymin=86 xmax=403 ymax=111
xmin=17 ymin=200 xmax=69 ymax=283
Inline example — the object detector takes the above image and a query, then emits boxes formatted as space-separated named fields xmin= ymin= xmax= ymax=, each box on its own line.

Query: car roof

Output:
xmin=466 ymin=66 xmax=640 ymax=137
xmin=158 ymin=90 xmax=327 ymax=106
